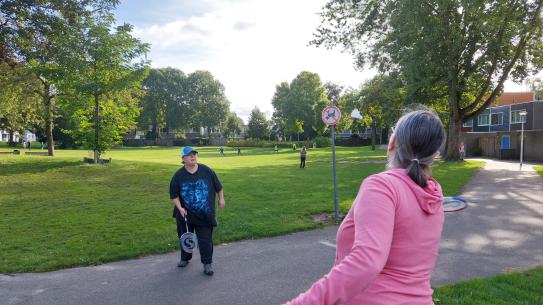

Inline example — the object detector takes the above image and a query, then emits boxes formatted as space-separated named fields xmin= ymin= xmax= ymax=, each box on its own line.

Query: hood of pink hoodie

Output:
xmin=385 ymin=169 xmax=443 ymax=214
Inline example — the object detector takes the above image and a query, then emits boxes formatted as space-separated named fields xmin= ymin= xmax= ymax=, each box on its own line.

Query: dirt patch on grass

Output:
xmin=310 ymin=212 xmax=345 ymax=224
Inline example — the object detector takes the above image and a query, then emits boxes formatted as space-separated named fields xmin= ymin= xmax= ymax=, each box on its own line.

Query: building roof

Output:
xmin=493 ymin=92 xmax=534 ymax=106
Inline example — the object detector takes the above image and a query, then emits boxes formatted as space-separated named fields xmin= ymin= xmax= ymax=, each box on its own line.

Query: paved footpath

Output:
xmin=1 ymin=159 xmax=542 ymax=305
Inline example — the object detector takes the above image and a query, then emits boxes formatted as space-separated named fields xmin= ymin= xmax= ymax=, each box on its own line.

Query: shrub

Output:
xmin=315 ymin=136 xmax=331 ymax=148
xmin=226 ymin=140 xmax=306 ymax=148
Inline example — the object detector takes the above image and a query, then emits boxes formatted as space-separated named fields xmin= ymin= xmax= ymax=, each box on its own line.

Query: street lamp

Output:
xmin=519 ymin=110 xmax=527 ymax=170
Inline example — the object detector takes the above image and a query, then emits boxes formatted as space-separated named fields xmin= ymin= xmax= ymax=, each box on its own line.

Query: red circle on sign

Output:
xmin=322 ymin=106 xmax=341 ymax=126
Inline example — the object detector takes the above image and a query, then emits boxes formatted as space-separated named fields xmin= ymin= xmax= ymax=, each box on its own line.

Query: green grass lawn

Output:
xmin=0 ymin=146 xmax=482 ymax=273
xmin=433 ymin=267 xmax=543 ymax=305
xmin=535 ymin=165 xmax=543 ymax=178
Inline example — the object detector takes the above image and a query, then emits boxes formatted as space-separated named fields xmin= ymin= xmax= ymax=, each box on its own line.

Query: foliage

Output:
xmin=272 ymin=71 xmax=329 ymax=139
xmin=139 ymin=68 xmax=188 ymax=139
xmin=226 ymin=140 xmax=307 ymax=148
xmin=0 ymin=0 xmax=121 ymax=156
xmin=525 ymin=77 xmax=543 ymax=100
xmin=67 ymin=18 xmax=148 ymax=161
xmin=315 ymin=136 xmax=331 ymax=148
xmin=247 ymin=107 xmax=270 ymax=139
xmin=313 ymin=0 xmax=543 ymax=160
xmin=0 ymin=63 xmax=43 ymax=141
xmin=64 ymin=91 xmax=140 ymax=152
xmin=186 ymin=71 xmax=230 ymax=136
xmin=223 ymin=112 xmax=243 ymax=139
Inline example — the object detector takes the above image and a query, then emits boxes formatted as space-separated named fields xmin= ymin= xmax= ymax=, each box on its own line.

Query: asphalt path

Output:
xmin=2 ymin=159 xmax=542 ymax=305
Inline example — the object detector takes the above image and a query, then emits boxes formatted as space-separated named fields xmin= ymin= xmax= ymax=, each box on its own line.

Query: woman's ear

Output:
xmin=388 ymin=133 xmax=396 ymax=152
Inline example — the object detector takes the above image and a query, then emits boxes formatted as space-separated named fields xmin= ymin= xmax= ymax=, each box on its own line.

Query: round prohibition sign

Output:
xmin=322 ymin=105 xmax=341 ymax=126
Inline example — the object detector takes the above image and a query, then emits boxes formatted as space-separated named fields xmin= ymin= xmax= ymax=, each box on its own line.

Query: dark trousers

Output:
xmin=300 ymin=157 xmax=306 ymax=168
xmin=176 ymin=215 xmax=214 ymax=264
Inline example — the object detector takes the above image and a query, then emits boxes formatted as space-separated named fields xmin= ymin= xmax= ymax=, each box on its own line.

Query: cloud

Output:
xmin=127 ymin=0 xmax=375 ymax=121
xmin=120 ymin=0 xmax=529 ymax=123
xmin=232 ymin=21 xmax=255 ymax=31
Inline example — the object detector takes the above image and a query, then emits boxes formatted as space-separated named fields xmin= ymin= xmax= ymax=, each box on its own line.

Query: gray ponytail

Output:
xmin=389 ymin=109 xmax=445 ymax=188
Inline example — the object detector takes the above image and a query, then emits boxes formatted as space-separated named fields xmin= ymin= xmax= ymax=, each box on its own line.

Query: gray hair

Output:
xmin=388 ymin=108 xmax=445 ymax=187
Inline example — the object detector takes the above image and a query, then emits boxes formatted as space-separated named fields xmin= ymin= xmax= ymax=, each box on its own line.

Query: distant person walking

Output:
xmin=300 ymin=146 xmax=307 ymax=168
xmin=169 ymin=146 xmax=225 ymax=276
xmin=237 ymin=147 xmax=241 ymax=155
xmin=459 ymin=142 xmax=465 ymax=160
xmin=283 ymin=109 xmax=446 ymax=305
xmin=219 ymin=146 xmax=224 ymax=156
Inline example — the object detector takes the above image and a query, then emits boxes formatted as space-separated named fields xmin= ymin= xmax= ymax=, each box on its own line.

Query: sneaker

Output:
xmin=177 ymin=260 xmax=189 ymax=268
xmin=203 ymin=263 xmax=214 ymax=276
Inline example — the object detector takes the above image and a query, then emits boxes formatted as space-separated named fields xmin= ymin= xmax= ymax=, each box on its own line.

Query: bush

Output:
xmin=226 ymin=140 xmax=306 ymax=148
xmin=315 ymin=136 xmax=331 ymax=148
xmin=470 ymin=146 xmax=483 ymax=157
xmin=187 ymin=137 xmax=209 ymax=146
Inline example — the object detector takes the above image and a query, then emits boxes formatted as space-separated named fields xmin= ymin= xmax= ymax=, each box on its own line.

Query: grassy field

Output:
xmin=0 ymin=145 xmax=483 ymax=273
xmin=535 ymin=165 xmax=543 ymax=178
xmin=433 ymin=267 xmax=543 ymax=305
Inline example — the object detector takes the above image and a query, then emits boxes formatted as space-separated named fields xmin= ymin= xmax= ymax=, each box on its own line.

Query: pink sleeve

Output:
xmin=284 ymin=176 xmax=396 ymax=305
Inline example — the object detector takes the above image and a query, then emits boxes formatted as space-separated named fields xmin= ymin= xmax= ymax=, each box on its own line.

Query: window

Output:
xmin=491 ymin=113 xmax=503 ymax=126
xmin=478 ymin=114 xmax=490 ymax=126
xmin=511 ymin=110 xmax=527 ymax=124
xmin=462 ymin=119 xmax=473 ymax=127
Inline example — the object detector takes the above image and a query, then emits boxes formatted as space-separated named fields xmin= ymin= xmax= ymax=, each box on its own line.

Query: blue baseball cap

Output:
xmin=181 ymin=146 xmax=198 ymax=157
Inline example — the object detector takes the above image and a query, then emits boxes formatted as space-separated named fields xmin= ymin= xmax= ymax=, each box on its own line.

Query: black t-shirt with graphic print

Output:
xmin=169 ymin=164 xmax=223 ymax=227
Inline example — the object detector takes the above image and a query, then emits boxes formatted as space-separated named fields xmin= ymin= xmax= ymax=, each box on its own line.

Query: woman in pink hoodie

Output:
xmin=284 ymin=109 xmax=446 ymax=305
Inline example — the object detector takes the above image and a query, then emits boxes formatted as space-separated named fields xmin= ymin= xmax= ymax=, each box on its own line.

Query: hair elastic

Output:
xmin=411 ymin=158 xmax=419 ymax=164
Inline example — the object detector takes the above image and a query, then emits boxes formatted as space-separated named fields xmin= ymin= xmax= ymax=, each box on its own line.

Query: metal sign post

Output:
xmin=321 ymin=106 xmax=341 ymax=224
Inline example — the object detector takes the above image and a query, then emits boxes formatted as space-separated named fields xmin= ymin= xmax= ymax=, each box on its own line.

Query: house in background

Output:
xmin=461 ymin=92 xmax=543 ymax=162
xmin=0 ymin=130 xmax=37 ymax=143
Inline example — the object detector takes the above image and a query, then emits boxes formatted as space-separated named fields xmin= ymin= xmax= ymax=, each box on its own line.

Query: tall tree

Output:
xmin=1 ymin=0 xmax=120 ymax=156
xmin=525 ymin=77 xmax=543 ymax=100
xmin=140 ymin=68 xmax=188 ymax=139
xmin=313 ymin=0 xmax=543 ymax=159
xmin=73 ymin=19 xmax=148 ymax=162
xmin=271 ymin=81 xmax=291 ymax=139
xmin=271 ymin=72 xmax=328 ymax=139
xmin=247 ymin=107 xmax=270 ymax=140
xmin=289 ymin=71 xmax=328 ymax=138
xmin=223 ymin=112 xmax=243 ymax=139
xmin=0 ymin=63 xmax=42 ymax=144
xmin=186 ymin=71 xmax=230 ymax=138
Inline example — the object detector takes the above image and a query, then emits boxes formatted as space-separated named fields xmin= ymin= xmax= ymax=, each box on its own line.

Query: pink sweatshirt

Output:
xmin=285 ymin=169 xmax=444 ymax=305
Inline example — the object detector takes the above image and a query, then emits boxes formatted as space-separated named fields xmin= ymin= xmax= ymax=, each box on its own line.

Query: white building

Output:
xmin=0 ymin=130 xmax=37 ymax=143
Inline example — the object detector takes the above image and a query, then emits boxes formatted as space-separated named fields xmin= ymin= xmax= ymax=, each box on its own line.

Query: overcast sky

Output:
xmin=114 ymin=0 xmax=529 ymax=123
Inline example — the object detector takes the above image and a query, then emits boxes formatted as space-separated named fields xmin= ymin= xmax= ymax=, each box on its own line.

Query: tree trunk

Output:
xmin=445 ymin=114 xmax=462 ymax=160
xmin=43 ymin=84 xmax=54 ymax=156
xmin=93 ymin=94 xmax=100 ymax=163
xmin=371 ymin=121 xmax=376 ymax=151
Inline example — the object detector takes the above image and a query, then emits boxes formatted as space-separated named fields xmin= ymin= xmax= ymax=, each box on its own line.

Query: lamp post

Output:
xmin=519 ymin=110 xmax=527 ymax=170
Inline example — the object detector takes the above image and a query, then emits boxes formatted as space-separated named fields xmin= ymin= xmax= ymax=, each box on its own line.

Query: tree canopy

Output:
xmin=185 ymin=71 xmax=230 ymax=137
xmin=223 ymin=112 xmax=243 ymax=139
xmin=271 ymin=71 xmax=328 ymax=140
xmin=313 ymin=0 xmax=543 ymax=159
xmin=1 ymin=0 xmax=121 ymax=155
xmin=247 ymin=107 xmax=270 ymax=140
